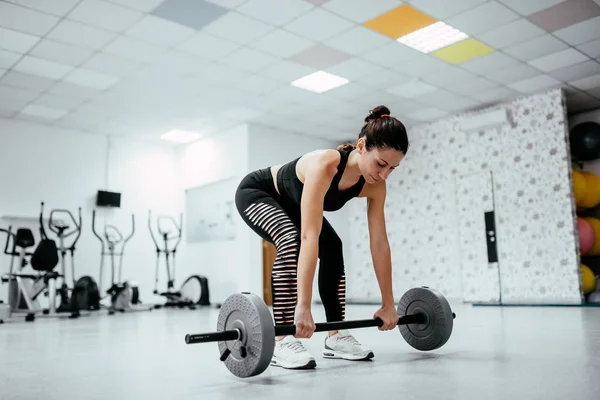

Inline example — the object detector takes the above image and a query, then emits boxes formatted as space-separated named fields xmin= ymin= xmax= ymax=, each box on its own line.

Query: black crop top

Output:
xmin=276 ymin=149 xmax=366 ymax=212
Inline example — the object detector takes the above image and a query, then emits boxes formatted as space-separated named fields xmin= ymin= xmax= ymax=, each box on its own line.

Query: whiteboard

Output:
xmin=184 ymin=177 xmax=238 ymax=243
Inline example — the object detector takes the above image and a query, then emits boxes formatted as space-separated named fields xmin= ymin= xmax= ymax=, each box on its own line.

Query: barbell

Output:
xmin=184 ymin=286 xmax=455 ymax=378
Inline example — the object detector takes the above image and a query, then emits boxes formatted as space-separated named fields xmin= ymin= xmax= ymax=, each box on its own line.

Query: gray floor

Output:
xmin=1 ymin=301 xmax=599 ymax=400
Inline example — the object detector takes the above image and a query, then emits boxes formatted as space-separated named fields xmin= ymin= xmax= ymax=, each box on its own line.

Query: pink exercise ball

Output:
xmin=578 ymin=217 xmax=595 ymax=255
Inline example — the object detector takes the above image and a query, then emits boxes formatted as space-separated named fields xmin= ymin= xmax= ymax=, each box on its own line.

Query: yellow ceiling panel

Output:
xmin=363 ymin=4 xmax=437 ymax=39
xmin=431 ymin=38 xmax=495 ymax=64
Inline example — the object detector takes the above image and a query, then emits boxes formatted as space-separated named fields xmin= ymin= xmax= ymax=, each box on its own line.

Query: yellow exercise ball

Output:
xmin=581 ymin=264 xmax=597 ymax=295
xmin=579 ymin=171 xmax=600 ymax=208
xmin=584 ymin=217 xmax=600 ymax=256
xmin=572 ymin=170 xmax=587 ymax=207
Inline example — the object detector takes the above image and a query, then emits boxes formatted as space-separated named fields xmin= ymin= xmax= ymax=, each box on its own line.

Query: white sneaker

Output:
xmin=271 ymin=336 xmax=317 ymax=370
xmin=323 ymin=330 xmax=374 ymax=361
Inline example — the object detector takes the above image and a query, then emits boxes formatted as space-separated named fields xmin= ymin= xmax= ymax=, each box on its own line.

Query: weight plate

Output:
xmin=397 ymin=287 xmax=453 ymax=351
xmin=217 ymin=293 xmax=275 ymax=378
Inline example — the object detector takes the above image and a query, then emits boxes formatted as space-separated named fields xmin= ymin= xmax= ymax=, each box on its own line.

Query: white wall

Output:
xmin=0 ymin=118 xmax=182 ymax=306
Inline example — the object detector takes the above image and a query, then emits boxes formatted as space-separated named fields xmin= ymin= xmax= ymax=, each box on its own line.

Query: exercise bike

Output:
xmin=92 ymin=210 xmax=152 ymax=314
xmin=39 ymin=202 xmax=99 ymax=318
xmin=148 ymin=210 xmax=209 ymax=309
xmin=0 ymin=225 xmax=60 ymax=322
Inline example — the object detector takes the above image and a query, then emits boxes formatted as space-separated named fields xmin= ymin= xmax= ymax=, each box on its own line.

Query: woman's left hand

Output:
xmin=373 ymin=305 xmax=399 ymax=331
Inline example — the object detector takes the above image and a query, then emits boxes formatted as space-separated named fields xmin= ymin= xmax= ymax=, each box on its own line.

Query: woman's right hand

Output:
xmin=294 ymin=304 xmax=316 ymax=338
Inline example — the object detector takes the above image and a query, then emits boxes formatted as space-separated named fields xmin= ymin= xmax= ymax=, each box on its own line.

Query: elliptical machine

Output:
xmin=148 ymin=210 xmax=209 ymax=309
xmin=92 ymin=210 xmax=152 ymax=314
xmin=39 ymin=202 xmax=99 ymax=318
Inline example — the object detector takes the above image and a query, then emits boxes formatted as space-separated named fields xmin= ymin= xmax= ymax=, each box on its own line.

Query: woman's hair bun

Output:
xmin=365 ymin=105 xmax=391 ymax=123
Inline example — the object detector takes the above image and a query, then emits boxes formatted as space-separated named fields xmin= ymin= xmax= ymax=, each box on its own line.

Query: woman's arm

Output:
xmin=366 ymin=181 xmax=395 ymax=307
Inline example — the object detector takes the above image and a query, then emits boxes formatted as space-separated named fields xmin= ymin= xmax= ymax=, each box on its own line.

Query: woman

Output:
xmin=235 ymin=105 xmax=409 ymax=370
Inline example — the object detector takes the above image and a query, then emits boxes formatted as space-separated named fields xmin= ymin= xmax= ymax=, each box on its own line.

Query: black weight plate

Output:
xmin=217 ymin=293 xmax=275 ymax=378
xmin=397 ymin=287 xmax=454 ymax=351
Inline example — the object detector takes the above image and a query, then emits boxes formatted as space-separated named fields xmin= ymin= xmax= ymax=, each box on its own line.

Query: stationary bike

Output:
xmin=148 ymin=210 xmax=209 ymax=309
xmin=92 ymin=210 xmax=152 ymax=314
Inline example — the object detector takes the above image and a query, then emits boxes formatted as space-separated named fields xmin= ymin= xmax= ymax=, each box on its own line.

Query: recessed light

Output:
xmin=291 ymin=70 xmax=349 ymax=94
xmin=160 ymin=129 xmax=202 ymax=143
xmin=397 ymin=21 xmax=468 ymax=53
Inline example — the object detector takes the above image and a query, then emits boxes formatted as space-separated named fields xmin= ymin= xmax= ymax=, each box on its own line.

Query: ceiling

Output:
xmin=1 ymin=0 xmax=600 ymax=144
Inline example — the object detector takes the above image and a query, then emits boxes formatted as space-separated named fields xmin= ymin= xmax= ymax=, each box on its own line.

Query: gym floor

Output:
xmin=1 ymin=302 xmax=599 ymax=400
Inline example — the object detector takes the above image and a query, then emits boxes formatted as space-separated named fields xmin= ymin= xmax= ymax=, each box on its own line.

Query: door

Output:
xmin=455 ymin=170 xmax=502 ymax=303
xmin=262 ymin=240 xmax=276 ymax=306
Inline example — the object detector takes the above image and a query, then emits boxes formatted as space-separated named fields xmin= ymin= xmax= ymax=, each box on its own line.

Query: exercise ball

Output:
xmin=578 ymin=217 xmax=595 ymax=255
xmin=572 ymin=170 xmax=587 ymax=207
xmin=584 ymin=217 xmax=600 ymax=255
xmin=579 ymin=171 xmax=600 ymax=208
xmin=581 ymin=264 xmax=597 ymax=295
xmin=588 ymin=290 xmax=600 ymax=303
xmin=570 ymin=121 xmax=600 ymax=161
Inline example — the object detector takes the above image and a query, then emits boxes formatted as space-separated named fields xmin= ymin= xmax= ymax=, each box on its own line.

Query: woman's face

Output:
xmin=357 ymin=140 xmax=405 ymax=184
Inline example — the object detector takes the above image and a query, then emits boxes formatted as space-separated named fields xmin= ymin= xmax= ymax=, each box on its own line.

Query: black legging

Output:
xmin=235 ymin=168 xmax=346 ymax=326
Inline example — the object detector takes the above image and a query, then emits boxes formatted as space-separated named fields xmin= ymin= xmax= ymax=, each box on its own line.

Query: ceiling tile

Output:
xmin=220 ymin=48 xmax=280 ymax=72
xmin=497 ymin=0 xmax=567 ymax=16
xmin=144 ymin=49 xmax=213 ymax=76
xmin=565 ymin=91 xmax=600 ymax=113
xmin=578 ymin=39 xmax=600 ymax=59
xmin=29 ymin=39 xmax=95 ymax=66
xmin=0 ymin=85 xmax=41 ymax=102
xmin=176 ymin=32 xmax=241 ymax=59
xmin=444 ymin=77 xmax=498 ymax=97
xmin=304 ymin=0 xmax=330 ymax=5
xmin=419 ymin=66 xmax=478 ymax=86
xmin=237 ymin=0 xmax=314 ymax=25
xmin=285 ymin=7 xmax=355 ymax=42
xmin=472 ymin=86 xmax=520 ymax=104
xmin=570 ymin=74 xmax=600 ymax=90
xmin=409 ymin=0 xmax=489 ymax=19
xmin=414 ymin=89 xmax=478 ymax=112
xmin=431 ymin=38 xmax=495 ymax=65
xmin=0 ymin=71 xmax=56 ymax=91
xmin=446 ymin=2 xmax=520 ymax=35
xmin=407 ymin=107 xmax=448 ymax=121
xmin=364 ymin=4 xmax=437 ymax=39
xmin=476 ymin=18 xmax=545 ymax=49
xmin=0 ymin=69 xmax=6 ymax=80
xmin=0 ymin=2 xmax=60 ymax=36
xmin=33 ymin=93 xmax=85 ymax=111
xmin=287 ymin=44 xmax=352 ymax=69
xmin=549 ymin=60 xmax=600 ymax=82
xmin=527 ymin=0 xmax=600 ymax=31
xmin=103 ymin=36 xmax=168 ymax=63
xmin=486 ymin=62 xmax=541 ymax=84
xmin=13 ymin=55 xmax=74 ymax=80
xmin=105 ymin=0 xmax=166 ymax=12
xmin=324 ymin=25 xmax=391 ymax=56
xmin=508 ymin=74 xmax=561 ymax=93
xmin=0 ymin=95 xmax=29 ymax=111
xmin=360 ymin=41 xmax=422 ymax=68
xmin=20 ymin=104 xmax=68 ymax=119
xmin=323 ymin=0 xmax=402 ymax=24
xmin=321 ymin=82 xmax=374 ymax=101
xmin=0 ymin=27 xmax=40 ymax=54
xmin=4 ymin=0 xmax=81 ymax=16
xmin=0 ymin=49 xmax=22 ymax=69
xmin=460 ymin=51 xmax=519 ymax=74
xmin=236 ymin=74 xmax=285 ymax=95
xmin=255 ymin=60 xmax=315 ymax=82
xmin=47 ymin=20 xmax=118 ymax=50
xmin=46 ymin=81 xmax=102 ymax=100
xmin=386 ymin=80 xmax=438 ymax=98
xmin=503 ymin=34 xmax=569 ymax=61
xmin=249 ymin=29 xmax=315 ymax=58
xmin=0 ymin=107 xmax=16 ymax=118
xmin=63 ymin=68 xmax=121 ymax=90
xmin=553 ymin=16 xmax=600 ymax=46
xmin=151 ymin=0 xmax=229 ymax=30
xmin=324 ymin=58 xmax=385 ymax=80
xmin=201 ymin=11 xmax=275 ymax=46
xmin=126 ymin=15 xmax=196 ymax=47
xmin=393 ymin=54 xmax=449 ymax=77
xmin=528 ymin=48 xmax=589 ymax=72
xmin=353 ymin=68 xmax=412 ymax=89
xmin=67 ymin=0 xmax=144 ymax=32
xmin=80 ymin=52 xmax=144 ymax=77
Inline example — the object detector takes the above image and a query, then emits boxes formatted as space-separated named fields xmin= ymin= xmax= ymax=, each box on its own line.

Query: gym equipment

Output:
xmin=39 ymin=202 xmax=98 ymax=318
xmin=583 ymin=217 xmax=600 ymax=256
xmin=92 ymin=210 xmax=152 ymax=314
xmin=184 ymin=286 xmax=455 ymax=378
xmin=579 ymin=171 xmax=600 ymax=209
xmin=0 ymin=226 xmax=60 ymax=322
xmin=578 ymin=217 xmax=595 ymax=255
xmin=582 ymin=264 xmax=597 ymax=295
xmin=572 ymin=170 xmax=587 ymax=207
xmin=570 ymin=121 xmax=600 ymax=161
xmin=148 ymin=210 xmax=209 ymax=309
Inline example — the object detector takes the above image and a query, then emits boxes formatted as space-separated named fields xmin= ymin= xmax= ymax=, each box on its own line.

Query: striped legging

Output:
xmin=235 ymin=169 xmax=346 ymax=326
